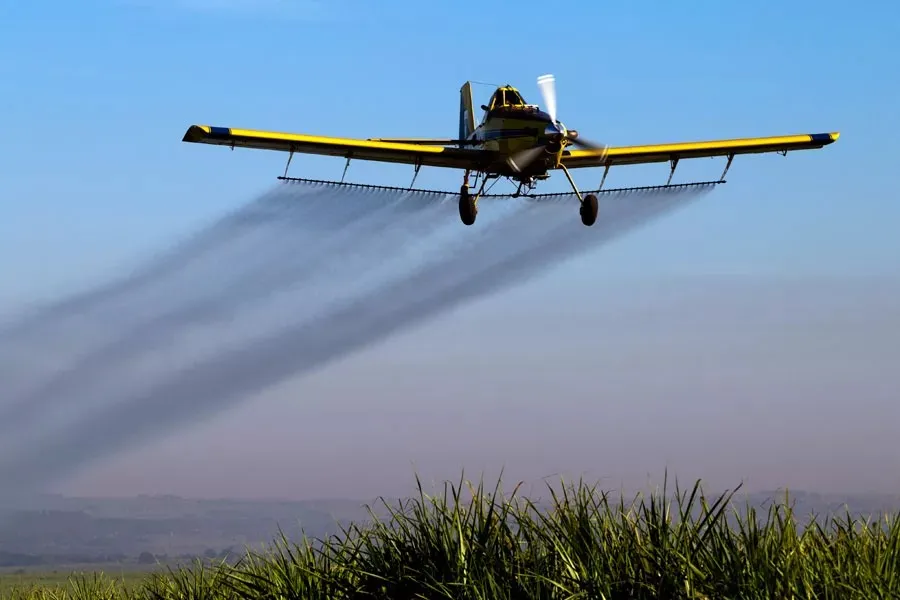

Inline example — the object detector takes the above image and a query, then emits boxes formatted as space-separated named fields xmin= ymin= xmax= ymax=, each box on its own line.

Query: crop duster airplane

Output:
xmin=182 ymin=74 xmax=839 ymax=227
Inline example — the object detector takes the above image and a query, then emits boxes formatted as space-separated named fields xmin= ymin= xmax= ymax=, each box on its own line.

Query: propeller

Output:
xmin=536 ymin=74 xmax=557 ymax=124
xmin=507 ymin=74 xmax=608 ymax=173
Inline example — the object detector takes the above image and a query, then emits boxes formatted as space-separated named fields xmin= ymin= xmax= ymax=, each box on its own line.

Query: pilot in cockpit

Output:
xmin=503 ymin=89 xmax=524 ymax=106
xmin=488 ymin=88 xmax=525 ymax=110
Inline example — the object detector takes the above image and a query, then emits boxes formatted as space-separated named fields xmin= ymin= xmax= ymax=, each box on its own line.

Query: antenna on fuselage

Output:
xmin=468 ymin=80 xmax=503 ymax=88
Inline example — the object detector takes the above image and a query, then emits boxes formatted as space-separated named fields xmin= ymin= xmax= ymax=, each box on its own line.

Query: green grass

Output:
xmin=0 ymin=571 xmax=142 ymax=599
xmin=3 ymin=474 xmax=898 ymax=599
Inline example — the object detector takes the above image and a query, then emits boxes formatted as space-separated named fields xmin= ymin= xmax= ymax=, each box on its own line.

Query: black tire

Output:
xmin=580 ymin=193 xmax=598 ymax=226
xmin=459 ymin=185 xmax=477 ymax=226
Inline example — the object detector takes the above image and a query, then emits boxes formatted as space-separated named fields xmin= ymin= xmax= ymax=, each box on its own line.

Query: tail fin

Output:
xmin=458 ymin=81 xmax=476 ymax=146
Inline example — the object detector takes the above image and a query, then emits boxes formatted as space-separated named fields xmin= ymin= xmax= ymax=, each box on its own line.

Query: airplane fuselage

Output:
xmin=464 ymin=90 xmax=569 ymax=181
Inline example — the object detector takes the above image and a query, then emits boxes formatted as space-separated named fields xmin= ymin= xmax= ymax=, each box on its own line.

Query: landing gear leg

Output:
xmin=459 ymin=170 xmax=481 ymax=226
xmin=559 ymin=163 xmax=598 ymax=227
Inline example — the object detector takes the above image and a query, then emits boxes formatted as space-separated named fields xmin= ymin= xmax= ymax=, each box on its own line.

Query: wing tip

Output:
xmin=812 ymin=131 xmax=840 ymax=145
xmin=182 ymin=125 xmax=212 ymax=143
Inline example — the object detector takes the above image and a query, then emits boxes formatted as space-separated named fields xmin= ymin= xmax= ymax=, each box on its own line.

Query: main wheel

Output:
xmin=459 ymin=185 xmax=477 ymax=226
xmin=580 ymin=193 xmax=598 ymax=226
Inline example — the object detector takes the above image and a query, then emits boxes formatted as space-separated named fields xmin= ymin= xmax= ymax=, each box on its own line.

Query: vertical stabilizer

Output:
xmin=458 ymin=81 xmax=476 ymax=146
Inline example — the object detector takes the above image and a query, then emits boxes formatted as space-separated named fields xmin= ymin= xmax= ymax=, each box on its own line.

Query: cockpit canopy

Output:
xmin=478 ymin=84 xmax=550 ymax=124
xmin=488 ymin=86 xmax=526 ymax=110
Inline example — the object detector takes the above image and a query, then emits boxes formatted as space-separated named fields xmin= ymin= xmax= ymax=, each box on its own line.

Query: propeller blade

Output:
xmin=565 ymin=130 xmax=609 ymax=156
xmin=531 ymin=73 xmax=609 ymax=165
xmin=569 ymin=135 xmax=608 ymax=152
xmin=506 ymin=146 xmax=546 ymax=173
xmin=536 ymin=74 xmax=557 ymax=124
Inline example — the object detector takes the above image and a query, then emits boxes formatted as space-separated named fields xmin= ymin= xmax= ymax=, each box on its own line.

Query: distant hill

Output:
xmin=0 ymin=494 xmax=382 ymax=567
xmin=0 ymin=489 xmax=897 ymax=568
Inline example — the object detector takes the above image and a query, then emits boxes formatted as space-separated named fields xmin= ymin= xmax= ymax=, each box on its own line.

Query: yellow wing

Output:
xmin=561 ymin=132 xmax=840 ymax=169
xmin=182 ymin=125 xmax=492 ymax=170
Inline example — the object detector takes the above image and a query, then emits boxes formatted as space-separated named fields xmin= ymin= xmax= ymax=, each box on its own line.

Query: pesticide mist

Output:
xmin=0 ymin=181 xmax=713 ymax=492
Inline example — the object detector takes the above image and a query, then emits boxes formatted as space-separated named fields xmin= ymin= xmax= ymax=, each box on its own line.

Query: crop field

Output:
xmin=1 ymin=476 xmax=897 ymax=599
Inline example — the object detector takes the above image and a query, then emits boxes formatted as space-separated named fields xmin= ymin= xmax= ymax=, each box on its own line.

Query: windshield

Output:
xmin=504 ymin=89 xmax=524 ymax=105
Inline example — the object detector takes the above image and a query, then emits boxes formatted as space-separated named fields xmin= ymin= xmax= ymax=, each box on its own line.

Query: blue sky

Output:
xmin=2 ymin=0 xmax=899 ymax=497
xmin=0 ymin=0 xmax=900 ymax=302
xmin=2 ymin=0 xmax=897 ymax=302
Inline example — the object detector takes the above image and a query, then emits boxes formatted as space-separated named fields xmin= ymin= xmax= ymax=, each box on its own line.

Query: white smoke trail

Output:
xmin=0 ymin=181 xmax=713 ymax=492
xmin=0 ymin=186 xmax=328 ymax=394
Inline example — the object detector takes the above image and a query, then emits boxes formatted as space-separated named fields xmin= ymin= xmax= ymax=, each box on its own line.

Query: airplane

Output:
xmin=182 ymin=74 xmax=839 ymax=227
